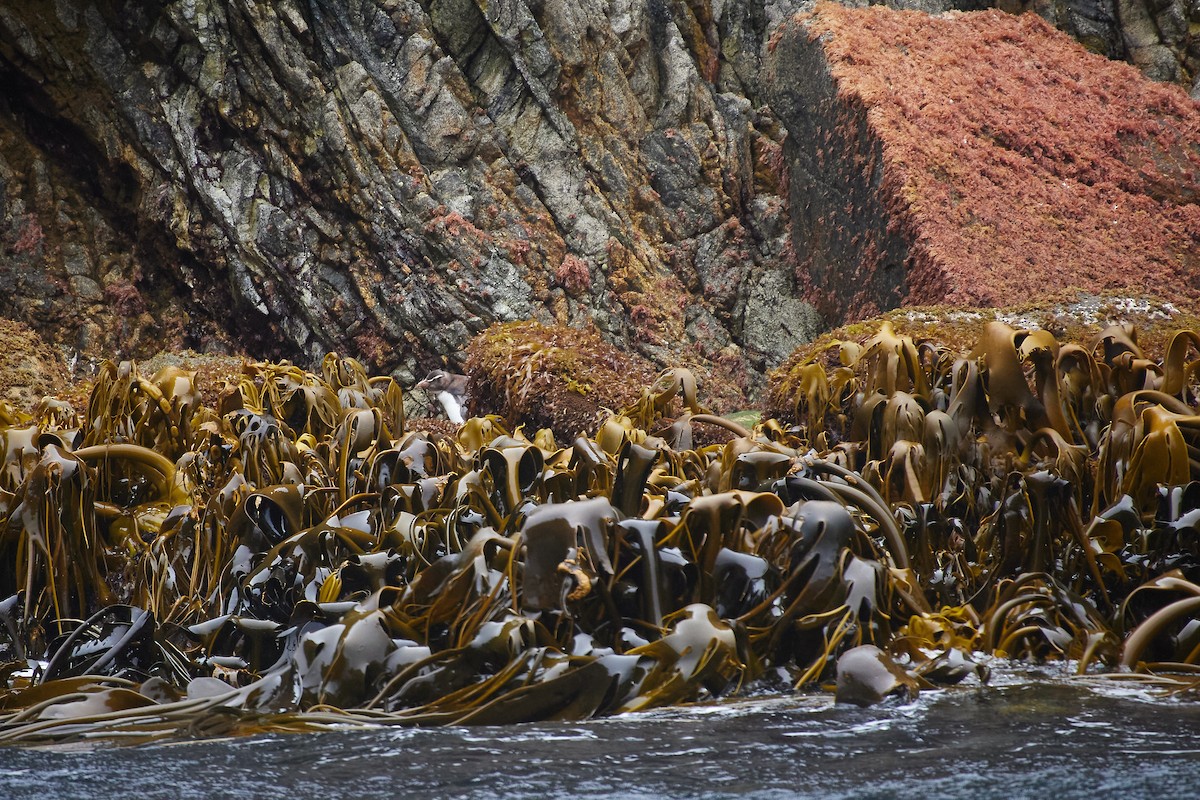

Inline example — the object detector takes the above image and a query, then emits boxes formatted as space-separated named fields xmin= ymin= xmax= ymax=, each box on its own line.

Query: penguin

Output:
xmin=414 ymin=369 xmax=469 ymax=423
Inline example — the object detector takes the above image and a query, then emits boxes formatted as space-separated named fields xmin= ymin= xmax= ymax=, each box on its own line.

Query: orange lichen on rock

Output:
xmin=782 ymin=3 xmax=1200 ymax=316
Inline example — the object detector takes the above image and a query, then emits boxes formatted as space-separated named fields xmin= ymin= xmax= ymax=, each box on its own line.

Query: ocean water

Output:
xmin=1 ymin=670 xmax=1197 ymax=799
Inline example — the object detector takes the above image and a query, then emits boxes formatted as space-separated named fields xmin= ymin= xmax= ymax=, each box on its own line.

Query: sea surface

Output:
xmin=1 ymin=666 xmax=1198 ymax=800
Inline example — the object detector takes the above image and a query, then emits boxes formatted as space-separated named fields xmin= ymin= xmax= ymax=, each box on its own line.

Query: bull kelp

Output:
xmin=2 ymin=321 xmax=1200 ymax=745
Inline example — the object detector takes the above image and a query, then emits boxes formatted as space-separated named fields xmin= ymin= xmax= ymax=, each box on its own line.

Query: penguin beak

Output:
xmin=415 ymin=377 xmax=431 ymax=390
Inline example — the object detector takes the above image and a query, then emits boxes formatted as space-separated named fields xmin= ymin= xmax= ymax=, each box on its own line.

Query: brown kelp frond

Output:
xmin=766 ymin=320 xmax=1200 ymax=680
xmin=5 ymin=321 xmax=1200 ymax=743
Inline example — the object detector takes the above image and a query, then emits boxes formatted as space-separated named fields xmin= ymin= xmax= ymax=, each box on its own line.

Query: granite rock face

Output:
xmin=766 ymin=4 xmax=1200 ymax=322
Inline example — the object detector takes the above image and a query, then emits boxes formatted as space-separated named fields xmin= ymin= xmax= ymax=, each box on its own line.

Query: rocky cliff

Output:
xmin=0 ymin=0 xmax=834 ymax=400
xmin=1 ymin=1 xmax=1197 ymax=402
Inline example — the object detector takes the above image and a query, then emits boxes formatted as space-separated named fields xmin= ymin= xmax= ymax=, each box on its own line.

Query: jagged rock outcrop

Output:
xmin=766 ymin=3 xmax=1200 ymax=323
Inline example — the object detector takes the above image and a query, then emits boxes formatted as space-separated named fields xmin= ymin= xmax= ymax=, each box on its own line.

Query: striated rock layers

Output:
xmin=767 ymin=4 xmax=1200 ymax=324
xmin=0 ymin=0 xmax=828 ymax=396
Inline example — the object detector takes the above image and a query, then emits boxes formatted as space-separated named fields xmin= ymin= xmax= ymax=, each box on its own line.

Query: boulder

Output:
xmin=465 ymin=320 xmax=657 ymax=439
xmin=765 ymin=293 xmax=1200 ymax=421
xmin=0 ymin=319 xmax=73 ymax=411
xmin=834 ymin=644 xmax=919 ymax=706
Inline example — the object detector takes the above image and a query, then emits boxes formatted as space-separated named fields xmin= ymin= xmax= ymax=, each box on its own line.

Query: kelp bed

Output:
xmin=2 ymin=321 xmax=1200 ymax=747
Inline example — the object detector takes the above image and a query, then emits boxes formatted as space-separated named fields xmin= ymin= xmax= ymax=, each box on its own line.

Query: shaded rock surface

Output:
xmin=767 ymin=4 xmax=1200 ymax=324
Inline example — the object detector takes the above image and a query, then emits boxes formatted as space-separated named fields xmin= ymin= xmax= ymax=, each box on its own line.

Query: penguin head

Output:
xmin=415 ymin=369 xmax=467 ymax=397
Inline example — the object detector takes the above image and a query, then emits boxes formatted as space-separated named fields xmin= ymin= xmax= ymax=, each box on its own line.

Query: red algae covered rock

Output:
xmin=766 ymin=3 xmax=1200 ymax=323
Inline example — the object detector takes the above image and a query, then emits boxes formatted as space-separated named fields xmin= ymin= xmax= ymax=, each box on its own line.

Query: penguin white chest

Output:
xmin=437 ymin=390 xmax=465 ymax=424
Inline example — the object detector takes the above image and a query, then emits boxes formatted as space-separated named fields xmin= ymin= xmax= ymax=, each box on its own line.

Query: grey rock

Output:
xmin=740 ymin=270 xmax=823 ymax=369
xmin=68 ymin=276 xmax=103 ymax=302
xmin=0 ymin=0 xmax=826 ymax=400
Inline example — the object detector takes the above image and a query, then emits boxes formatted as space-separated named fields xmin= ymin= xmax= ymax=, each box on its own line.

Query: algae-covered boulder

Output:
xmin=765 ymin=294 xmax=1200 ymax=423
xmin=0 ymin=319 xmax=72 ymax=411
xmin=465 ymin=321 xmax=657 ymax=439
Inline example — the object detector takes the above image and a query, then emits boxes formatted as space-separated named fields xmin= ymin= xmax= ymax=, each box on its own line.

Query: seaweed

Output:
xmin=2 ymin=319 xmax=1200 ymax=744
